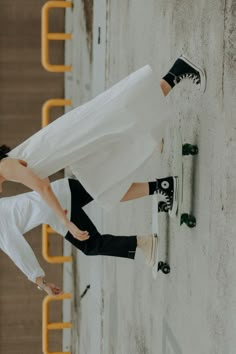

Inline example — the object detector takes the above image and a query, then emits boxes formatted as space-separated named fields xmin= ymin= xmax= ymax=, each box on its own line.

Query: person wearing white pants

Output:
xmin=0 ymin=56 xmax=206 ymax=292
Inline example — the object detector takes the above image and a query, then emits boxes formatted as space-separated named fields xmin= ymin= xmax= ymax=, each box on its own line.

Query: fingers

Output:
xmin=79 ymin=231 xmax=90 ymax=240
xmin=79 ymin=230 xmax=89 ymax=236
xmin=51 ymin=286 xmax=64 ymax=296
xmin=53 ymin=289 xmax=61 ymax=295
xmin=73 ymin=233 xmax=90 ymax=241
xmin=68 ymin=223 xmax=90 ymax=241
xmin=53 ymin=289 xmax=64 ymax=295
xmin=73 ymin=228 xmax=90 ymax=241
xmin=80 ymin=236 xmax=90 ymax=241
xmin=75 ymin=234 xmax=90 ymax=241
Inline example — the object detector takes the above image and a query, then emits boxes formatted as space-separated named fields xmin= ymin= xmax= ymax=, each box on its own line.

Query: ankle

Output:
xmin=160 ymin=79 xmax=172 ymax=96
xmin=137 ymin=235 xmax=151 ymax=248
xmin=137 ymin=236 xmax=144 ymax=248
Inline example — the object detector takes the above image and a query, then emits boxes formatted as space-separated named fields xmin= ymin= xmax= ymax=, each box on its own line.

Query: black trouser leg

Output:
xmin=65 ymin=179 xmax=137 ymax=259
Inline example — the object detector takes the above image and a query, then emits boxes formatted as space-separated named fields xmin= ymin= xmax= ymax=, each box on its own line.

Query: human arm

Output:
xmin=0 ymin=159 xmax=89 ymax=240
xmin=3 ymin=228 xmax=45 ymax=283
xmin=2 ymin=228 xmax=62 ymax=295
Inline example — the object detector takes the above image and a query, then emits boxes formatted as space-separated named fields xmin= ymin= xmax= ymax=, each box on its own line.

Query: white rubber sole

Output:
xmin=180 ymin=55 xmax=207 ymax=92
xmin=168 ymin=176 xmax=178 ymax=218
xmin=146 ymin=235 xmax=158 ymax=267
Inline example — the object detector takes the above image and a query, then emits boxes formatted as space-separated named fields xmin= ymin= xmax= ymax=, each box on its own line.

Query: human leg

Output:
xmin=66 ymin=206 xmax=137 ymax=259
xmin=67 ymin=180 xmax=137 ymax=258
xmin=66 ymin=226 xmax=157 ymax=266
xmin=120 ymin=177 xmax=177 ymax=213
xmin=160 ymin=79 xmax=172 ymax=96
xmin=66 ymin=228 xmax=137 ymax=259
xmin=67 ymin=179 xmax=158 ymax=265
xmin=120 ymin=182 xmax=149 ymax=201
xmin=160 ymin=55 xmax=206 ymax=96
xmin=68 ymin=178 xmax=93 ymax=208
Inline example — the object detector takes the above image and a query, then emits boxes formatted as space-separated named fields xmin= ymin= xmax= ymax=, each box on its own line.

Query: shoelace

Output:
xmin=174 ymin=73 xmax=200 ymax=85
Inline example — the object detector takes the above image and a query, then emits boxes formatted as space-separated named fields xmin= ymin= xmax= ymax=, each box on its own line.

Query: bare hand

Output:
xmin=66 ymin=221 xmax=90 ymax=241
xmin=44 ymin=282 xmax=64 ymax=296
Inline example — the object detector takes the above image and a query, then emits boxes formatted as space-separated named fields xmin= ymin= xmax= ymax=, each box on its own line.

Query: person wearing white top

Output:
xmin=0 ymin=177 xmax=166 ymax=296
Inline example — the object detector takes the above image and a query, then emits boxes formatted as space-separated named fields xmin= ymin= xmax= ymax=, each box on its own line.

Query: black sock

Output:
xmin=162 ymin=72 xmax=175 ymax=88
xmin=148 ymin=181 xmax=157 ymax=195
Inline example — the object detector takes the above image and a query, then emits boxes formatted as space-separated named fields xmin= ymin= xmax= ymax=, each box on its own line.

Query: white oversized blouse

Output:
xmin=0 ymin=178 xmax=71 ymax=282
xmin=9 ymin=65 xmax=169 ymax=211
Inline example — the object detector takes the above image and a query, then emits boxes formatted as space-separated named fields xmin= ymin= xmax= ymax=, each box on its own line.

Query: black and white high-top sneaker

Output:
xmin=163 ymin=55 xmax=206 ymax=92
xmin=155 ymin=177 xmax=178 ymax=214
xmin=158 ymin=201 xmax=169 ymax=213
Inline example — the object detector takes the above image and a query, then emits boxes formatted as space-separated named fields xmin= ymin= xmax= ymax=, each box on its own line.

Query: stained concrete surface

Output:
xmin=64 ymin=0 xmax=236 ymax=353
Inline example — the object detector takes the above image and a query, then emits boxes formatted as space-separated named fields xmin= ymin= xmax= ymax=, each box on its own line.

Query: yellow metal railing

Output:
xmin=41 ymin=98 xmax=72 ymax=263
xmin=41 ymin=2 xmax=74 ymax=350
xmin=43 ymin=293 xmax=72 ymax=354
xmin=41 ymin=1 xmax=73 ymax=72
xmin=42 ymin=98 xmax=72 ymax=127
xmin=42 ymin=224 xmax=72 ymax=263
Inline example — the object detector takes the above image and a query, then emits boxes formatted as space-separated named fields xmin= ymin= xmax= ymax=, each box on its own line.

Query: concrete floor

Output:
xmin=64 ymin=0 xmax=236 ymax=353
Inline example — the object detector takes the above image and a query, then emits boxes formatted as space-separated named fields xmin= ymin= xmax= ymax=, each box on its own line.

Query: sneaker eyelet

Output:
xmin=161 ymin=181 xmax=170 ymax=189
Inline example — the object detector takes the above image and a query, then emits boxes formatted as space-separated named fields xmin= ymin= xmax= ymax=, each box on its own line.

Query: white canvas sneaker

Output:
xmin=137 ymin=235 xmax=157 ymax=266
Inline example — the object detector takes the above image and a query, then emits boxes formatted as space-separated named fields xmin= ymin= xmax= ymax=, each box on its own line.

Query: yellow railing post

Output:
xmin=42 ymin=224 xmax=72 ymax=263
xmin=42 ymin=98 xmax=72 ymax=127
xmin=41 ymin=1 xmax=73 ymax=72
xmin=42 ymin=293 xmax=72 ymax=354
xmin=41 ymin=5 xmax=74 ymax=351
xmin=41 ymin=98 xmax=72 ymax=263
